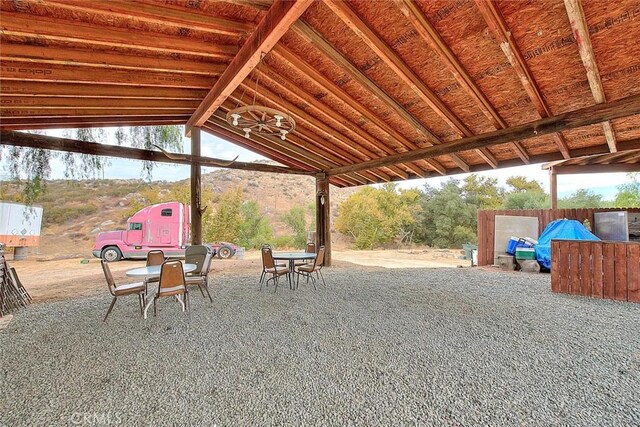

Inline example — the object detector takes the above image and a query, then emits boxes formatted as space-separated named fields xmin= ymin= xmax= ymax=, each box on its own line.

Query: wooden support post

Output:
xmin=316 ymin=173 xmax=331 ymax=267
xmin=191 ymin=127 xmax=203 ymax=245
xmin=550 ymin=167 xmax=558 ymax=209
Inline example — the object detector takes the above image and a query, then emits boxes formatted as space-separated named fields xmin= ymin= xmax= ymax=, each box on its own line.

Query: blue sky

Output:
xmin=0 ymin=127 xmax=631 ymax=201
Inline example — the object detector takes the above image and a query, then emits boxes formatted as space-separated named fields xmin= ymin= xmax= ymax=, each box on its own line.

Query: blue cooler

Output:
xmin=506 ymin=236 xmax=531 ymax=255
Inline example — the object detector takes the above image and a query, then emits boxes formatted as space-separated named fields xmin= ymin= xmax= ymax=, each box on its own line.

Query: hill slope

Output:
xmin=1 ymin=166 xmax=359 ymax=259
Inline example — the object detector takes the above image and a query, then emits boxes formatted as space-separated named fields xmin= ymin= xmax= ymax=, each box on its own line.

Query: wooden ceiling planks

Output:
xmin=1 ymin=0 xmax=640 ymax=186
xmin=186 ymin=0 xmax=314 ymax=130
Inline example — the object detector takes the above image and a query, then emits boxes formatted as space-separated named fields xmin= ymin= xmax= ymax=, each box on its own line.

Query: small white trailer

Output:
xmin=0 ymin=201 xmax=43 ymax=260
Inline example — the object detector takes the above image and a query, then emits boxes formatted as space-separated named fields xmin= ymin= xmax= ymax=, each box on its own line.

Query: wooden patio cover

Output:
xmin=2 ymin=0 xmax=640 ymax=188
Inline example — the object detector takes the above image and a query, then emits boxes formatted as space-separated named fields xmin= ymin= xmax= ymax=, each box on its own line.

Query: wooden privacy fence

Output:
xmin=551 ymin=240 xmax=640 ymax=303
xmin=477 ymin=208 xmax=640 ymax=266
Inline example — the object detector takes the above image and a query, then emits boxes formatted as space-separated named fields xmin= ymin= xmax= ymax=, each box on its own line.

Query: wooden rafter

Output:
xmin=326 ymin=93 xmax=640 ymax=176
xmin=257 ymin=67 xmax=429 ymax=178
xmin=0 ymin=12 xmax=237 ymax=59
xmin=474 ymin=0 xmax=572 ymax=159
xmin=231 ymin=84 xmax=402 ymax=182
xmin=186 ymin=0 xmax=313 ymax=132
xmin=1 ymin=97 xmax=198 ymax=110
xmin=220 ymin=98 xmax=387 ymax=184
xmin=0 ymin=43 xmax=227 ymax=76
xmin=0 ymin=61 xmax=217 ymax=88
xmin=563 ymin=0 xmax=617 ymax=153
xmin=325 ymin=0 xmax=515 ymax=168
xmin=44 ymin=0 xmax=253 ymax=37
xmin=293 ymin=20 xmax=472 ymax=172
xmin=0 ymin=117 xmax=189 ymax=130
xmin=0 ymin=81 xmax=208 ymax=100
xmin=394 ymin=0 xmax=531 ymax=165
xmin=272 ymin=46 xmax=447 ymax=175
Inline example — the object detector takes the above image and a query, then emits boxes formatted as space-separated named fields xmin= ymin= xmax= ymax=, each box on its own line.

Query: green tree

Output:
xmin=205 ymin=187 xmax=243 ymax=243
xmin=4 ymin=126 xmax=183 ymax=202
xmin=558 ymin=189 xmax=603 ymax=208
xmin=282 ymin=205 xmax=308 ymax=248
xmin=614 ymin=173 xmax=640 ymax=207
xmin=502 ymin=175 xmax=548 ymax=209
xmin=415 ymin=179 xmax=476 ymax=248
xmin=238 ymin=201 xmax=273 ymax=249
xmin=335 ymin=184 xmax=420 ymax=249
xmin=505 ymin=176 xmax=545 ymax=193
xmin=502 ymin=191 xmax=549 ymax=209
xmin=462 ymin=174 xmax=504 ymax=209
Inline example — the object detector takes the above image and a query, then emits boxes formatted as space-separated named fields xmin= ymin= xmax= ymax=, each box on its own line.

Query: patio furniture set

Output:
xmin=101 ymin=243 xmax=326 ymax=321
xmin=259 ymin=243 xmax=326 ymax=292
xmin=101 ymin=245 xmax=213 ymax=321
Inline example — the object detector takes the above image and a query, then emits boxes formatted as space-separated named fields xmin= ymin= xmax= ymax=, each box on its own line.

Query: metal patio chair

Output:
xmin=259 ymin=245 xmax=289 ymax=293
xmin=295 ymin=245 xmax=326 ymax=290
xmin=101 ymin=259 xmax=146 ymax=322
xmin=184 ymin=245 xmax=213 ymax=303
xmin=153 ymin=260 xmax=188 ymax=316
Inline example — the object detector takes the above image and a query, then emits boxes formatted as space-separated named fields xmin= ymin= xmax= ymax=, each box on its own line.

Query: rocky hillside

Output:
xmin=1 ymin=166 xmax=359 ymax=259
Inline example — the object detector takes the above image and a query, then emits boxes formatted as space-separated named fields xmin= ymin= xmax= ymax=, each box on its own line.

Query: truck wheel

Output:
xmin=217 ymin=245 xmax=233 ymax=259
xmin=101 ymin=246 xmax=122 ymax=262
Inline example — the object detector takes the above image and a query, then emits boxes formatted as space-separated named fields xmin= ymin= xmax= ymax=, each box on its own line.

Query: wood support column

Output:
xmin=190 ymin=127 xmax=203 ymax=245
xmin=550 ymin=167 xmax=558 ymax=209
xmin=316 ymin=173 xmax=331 ymax=267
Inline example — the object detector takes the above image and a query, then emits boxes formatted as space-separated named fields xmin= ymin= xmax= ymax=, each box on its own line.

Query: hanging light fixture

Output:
xmin=226 ymin=54 xmax=295 ymax=140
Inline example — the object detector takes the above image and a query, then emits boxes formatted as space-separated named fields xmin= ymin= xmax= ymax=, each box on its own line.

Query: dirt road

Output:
xmin=7 ymin=248 xmax=467 ymax=302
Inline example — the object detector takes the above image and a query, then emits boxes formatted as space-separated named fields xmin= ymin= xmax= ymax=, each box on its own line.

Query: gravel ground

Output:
xmin=1 ymin=267 xmax=639 ymax=426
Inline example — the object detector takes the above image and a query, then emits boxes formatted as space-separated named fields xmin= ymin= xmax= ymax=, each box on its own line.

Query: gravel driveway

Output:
xmin=1 ymin=267 xmax=639 ymax=426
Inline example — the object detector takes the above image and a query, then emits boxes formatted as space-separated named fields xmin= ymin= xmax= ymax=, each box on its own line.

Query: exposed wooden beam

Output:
xmin=326 ymin=93 xmax=640 ymax=176
xmin=0 ymin=81 xmax=208 ymax=100
xmin=475 ymin=0 xmax=572 ymax=159
xmin=257 ymin=68 xmax=429 ymax=178
xmin=203 ymin=118 xmax=361 ymax=188
xmin=0 ymin=115 xmax=189 ymax=130
xmin=186 ymin=0 xmax=313 ymax=132
xmin=0 ymin=12 xmax=237 ymax=59
xmin=214 ymin=106 xmax=379 ymax=185
xmin=549 ymin=168 xmax=558 ymax=209
xmin=551 ymin=163 xmax=640 ymax=175
xmin=234 ymin=81 xmax=405 ymax=181
xmin=292 ymin=21 xmax=471 ymax=172
xmin=272 ymin=46 xmax=449 ymax=174
xmin=0 ymin=97 xmax=198 ymax=110
xmin=394 ymin=0 xmax=529 ymax=165
xmin=1 ymin=108 xmax=195 ymax=118
xmin=0 ymin=43 xmax=227 ymax=76
xmin=44 ymin=0 xmax=253 ymax=36
xmin=0 ymin=130 xmax=314 ymax=176
xmin=216 ymin=104 xmax=377 ymax=185
xmin=325 ymin=0 xmax=515 ymax=168
xmin=202 ymin=120 xmax=320 ymax=172
xmin=0 ymin=61 xmax=215 ymax=88
xmin=564 ymin=0 xmax=617 ymax=153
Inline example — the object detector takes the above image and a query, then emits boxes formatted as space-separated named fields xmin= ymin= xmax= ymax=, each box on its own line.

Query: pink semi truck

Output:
xmin=92 ymin=201 xmax=237 ymax=261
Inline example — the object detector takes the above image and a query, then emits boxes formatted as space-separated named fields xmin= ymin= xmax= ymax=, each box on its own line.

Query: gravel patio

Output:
xmin=1 ymin=266 xmax=639 ymax=426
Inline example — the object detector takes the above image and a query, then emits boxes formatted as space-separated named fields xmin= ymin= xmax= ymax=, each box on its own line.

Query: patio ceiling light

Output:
xmin=225 ymin=54 xmax=295 ymax=141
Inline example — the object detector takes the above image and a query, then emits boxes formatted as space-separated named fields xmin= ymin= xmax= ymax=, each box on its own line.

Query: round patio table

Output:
xmin=273 ymin=252 xmax=316 ymax=289
xmin=126 ymin=263 xmax=197 ymax=318
xmin=126 ymin=263 xmax=197 ymax=278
